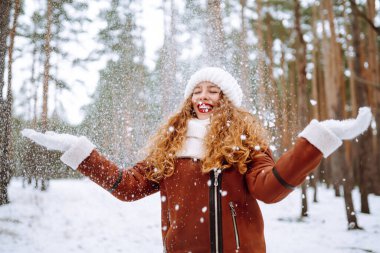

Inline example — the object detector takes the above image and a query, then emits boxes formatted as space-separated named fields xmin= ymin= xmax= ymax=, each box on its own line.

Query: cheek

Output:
xmin=191 ymin=100 xmax=198 ymax=111
xmin=211 ymin=94 xmax=221 ymax=103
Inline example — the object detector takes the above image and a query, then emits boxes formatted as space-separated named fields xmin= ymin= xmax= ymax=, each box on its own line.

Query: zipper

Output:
xmin=229 ymin=202 xmax=240 ymax=251
xmin=214 ymin=169 xmax=221 ymax=253
xmin=163 ymin=209 xmax=171 ymax=253
xmin=210 ymin=169 xmax=223 ymax=253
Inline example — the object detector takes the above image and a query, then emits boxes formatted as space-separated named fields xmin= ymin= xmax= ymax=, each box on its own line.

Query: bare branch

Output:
xmin=348 ymin=0 xmax=380 ymax=36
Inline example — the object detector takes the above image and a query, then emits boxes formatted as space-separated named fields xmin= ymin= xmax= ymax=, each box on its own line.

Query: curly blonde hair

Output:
xmin=145 ymin=95 xmax=269 ymax=182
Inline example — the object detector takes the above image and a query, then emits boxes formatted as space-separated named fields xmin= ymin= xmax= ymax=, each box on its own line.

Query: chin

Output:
xmin=196 ymin=113 xmax=211 ymax=120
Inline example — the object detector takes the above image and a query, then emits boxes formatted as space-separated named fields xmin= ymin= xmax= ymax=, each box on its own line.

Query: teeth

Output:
xmin=198 ymin=103 xmax=212 ymax=109
xmin=197 ymin=102 xmax=213 ymax=113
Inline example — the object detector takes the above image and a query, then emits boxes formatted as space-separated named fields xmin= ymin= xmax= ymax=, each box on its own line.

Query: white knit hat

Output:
xmin=184 ymin=67 xmax=243 ymax=107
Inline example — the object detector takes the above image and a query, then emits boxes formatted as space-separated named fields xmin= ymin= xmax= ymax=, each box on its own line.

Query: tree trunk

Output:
xmin=31 ymin=37 xmax=38 ymax=127
xmin=1 ymin=0 xmax=20 ymax=203
xmin=288 ymin=60 xmax=297 ymax=141
xmin=0 ymin=0 xmax=12 ymax=206
xmin=264 ymin=13 xmax=281 ymax=143
xmin=42 ymin=0 xmax=53 ymax=132
xmin=301 ymin=183 xmax=308 ymax=216
xmin=310 ymin=3 xmax=321 ymax=201
xmin=254 ymin=0 xmax=267 ymax=109
xmin=206 ymin=0 xmax=225 ymax=66
xmin=343 ymin=178 xmax=362 ymax=229
xmin=279 ymin=45 xmax=291 ymax=151
xmin=4 ymin=0 xmax=21 ymax=194
xmin=0 ymin=1 xmax=11 ymax=96
xmin=294 ymin=0 xmax=309 ymax=217
xmin=375 ymin=89 xmax=380 ymax=194
xmin=160 ymin=0 xmax=177 ymax=116
xmin=239 ymin=0 xmax=251 ymax=100
xmin=39 ymin=0 xmax=53 ymax=191
xmin=350 ymin=2 xmax=372 ymax=214
xmin=321 ymin=7 xmax=342 ymax=196
xmin=311 ymin=3 xmax=320 ymax=120
xmin=366 ymin=0 xmax=380 ymax=195
xmin=310 ymin=172 xmax=318 ymax=202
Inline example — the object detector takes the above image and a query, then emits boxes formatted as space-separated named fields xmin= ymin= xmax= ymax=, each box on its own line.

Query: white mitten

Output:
xmin=21 ymin=129 xmax=95 ymax=169
xmin=21 ymin=129 xmax=79 ymax=152
xmin=320 ymin=107 xmax=372 ymax=140
xmin=299 ymin=107 xmax=372 ymax=158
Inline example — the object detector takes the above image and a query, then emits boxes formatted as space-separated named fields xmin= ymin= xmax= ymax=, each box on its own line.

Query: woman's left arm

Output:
xmin=246 ymin=107 xmax=372 ymax=204
xmin=245 ymin=138 xmax=322 ymax=203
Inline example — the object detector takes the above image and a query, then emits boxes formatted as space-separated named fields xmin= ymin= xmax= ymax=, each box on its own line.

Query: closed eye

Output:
xmin=209 ymin=89 xmax=221 ymax=93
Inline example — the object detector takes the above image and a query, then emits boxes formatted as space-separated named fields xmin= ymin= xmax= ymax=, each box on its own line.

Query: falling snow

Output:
xmin=310 ymin=99 xmax=317 ymax=106
xmin=269 ymin=145 xmax=277 ymax=151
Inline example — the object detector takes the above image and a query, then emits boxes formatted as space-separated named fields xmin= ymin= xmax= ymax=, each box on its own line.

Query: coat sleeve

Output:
xmin=77 ymin=150 xmax=159 ymax=202
xmin=245 ymin=137 xmax=323 ymax=204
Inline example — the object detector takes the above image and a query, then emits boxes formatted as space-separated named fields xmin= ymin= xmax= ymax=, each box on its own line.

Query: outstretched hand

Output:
xmin=21 ymin=129 xmax=79 ymax=152
xmin=320 ymin=107 xmax=372 ymax=140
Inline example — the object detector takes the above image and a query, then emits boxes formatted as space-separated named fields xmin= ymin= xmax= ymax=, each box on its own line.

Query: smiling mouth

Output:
xmin=197 ymin=103 xmax=213 ymax=113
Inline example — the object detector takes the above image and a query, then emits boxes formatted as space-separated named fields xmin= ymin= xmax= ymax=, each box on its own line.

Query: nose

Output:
xmin=198 ymin=90 xmax=209 ymax=100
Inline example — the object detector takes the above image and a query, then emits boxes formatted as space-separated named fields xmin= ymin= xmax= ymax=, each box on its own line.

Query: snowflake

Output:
xmin=310 ymin=99 xmax=317 ymax=106
xmin=269 ymin=145 xmax=277 ymax=151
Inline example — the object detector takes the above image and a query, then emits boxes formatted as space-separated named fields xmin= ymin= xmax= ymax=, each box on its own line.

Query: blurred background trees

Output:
xmin=0 ymin=0 xmax=379 ymax=229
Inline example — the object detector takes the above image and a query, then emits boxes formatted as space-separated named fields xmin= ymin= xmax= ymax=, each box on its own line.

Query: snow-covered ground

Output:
xmin=1 ymin=178 xmax=379 ymax=253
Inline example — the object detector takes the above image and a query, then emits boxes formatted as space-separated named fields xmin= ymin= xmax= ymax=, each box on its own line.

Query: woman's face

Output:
xmin=191 ymin=81 xmax=221 ymax=119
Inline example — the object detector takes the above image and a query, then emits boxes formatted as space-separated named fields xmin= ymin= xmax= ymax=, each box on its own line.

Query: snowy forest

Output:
xmin=1 ymin=0 xmax=380 ymax=252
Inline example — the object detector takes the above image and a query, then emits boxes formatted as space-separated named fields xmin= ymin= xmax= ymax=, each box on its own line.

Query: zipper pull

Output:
xmin=214 ymin=169 xmax=221 ymax=186
xmin=229 ymin=202 xmax=237 ymax=216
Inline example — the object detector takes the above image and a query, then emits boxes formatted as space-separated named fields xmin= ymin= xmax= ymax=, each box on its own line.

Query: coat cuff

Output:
xmin=298 ymin=119 xmax=342 ymax=158
xmin=60 ymin=136 xmax=96 ymax=170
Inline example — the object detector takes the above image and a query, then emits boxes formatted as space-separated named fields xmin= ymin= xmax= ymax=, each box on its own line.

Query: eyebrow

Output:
xmin=194 ymin=85 xmax=220 ymax=89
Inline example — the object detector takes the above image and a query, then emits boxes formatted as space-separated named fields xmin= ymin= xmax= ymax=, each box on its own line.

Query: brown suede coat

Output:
xmin=78 ymin=137 xmax=322 ymax=253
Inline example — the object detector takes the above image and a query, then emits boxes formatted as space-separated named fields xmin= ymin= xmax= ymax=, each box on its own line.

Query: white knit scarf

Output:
xmin=176 ymin=118 xmax=210 ymax=159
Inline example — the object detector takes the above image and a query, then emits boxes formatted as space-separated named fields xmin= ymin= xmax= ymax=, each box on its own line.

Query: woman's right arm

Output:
xmin=21 ymin=129 xmax=159 ymax=202
xmin=77 ymin=149 xmax=159 ymax=201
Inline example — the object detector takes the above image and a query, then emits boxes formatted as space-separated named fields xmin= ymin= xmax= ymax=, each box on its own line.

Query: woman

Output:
xmin=22 ymin=67 xmax=372 ymax=253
